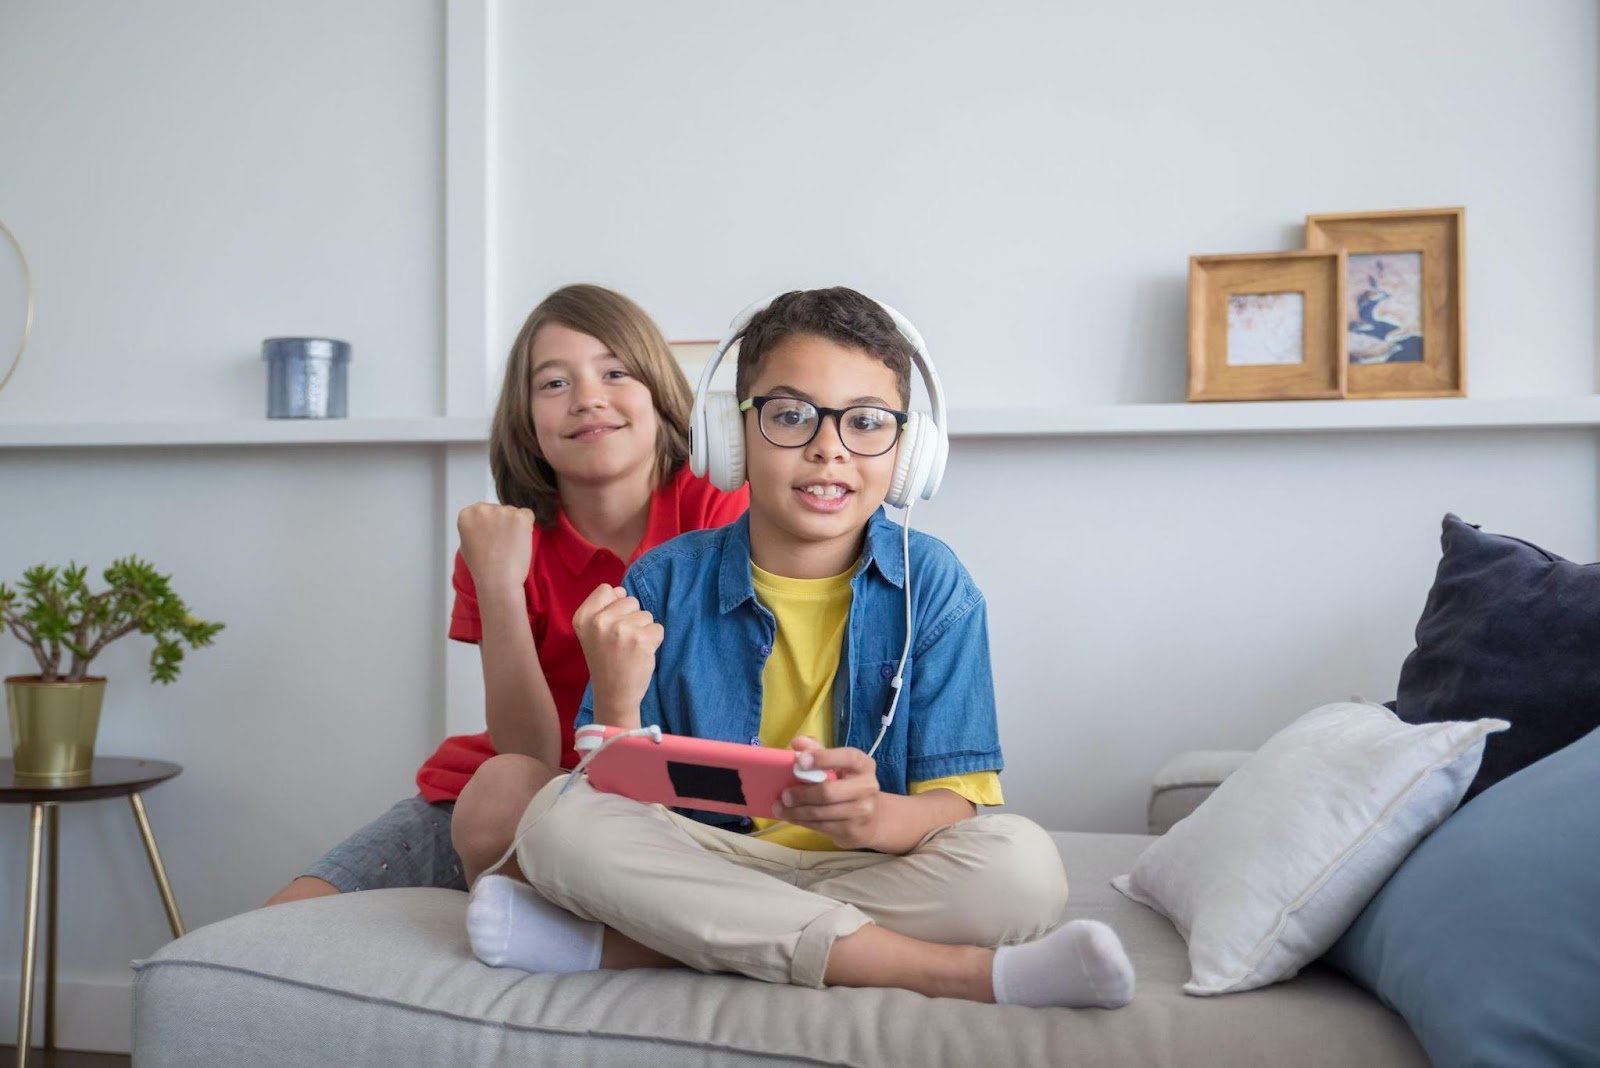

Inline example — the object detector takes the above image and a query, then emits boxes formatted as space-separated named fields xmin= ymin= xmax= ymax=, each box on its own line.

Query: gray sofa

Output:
xmin=131 ymin=753 xmax=1426 ymax=1067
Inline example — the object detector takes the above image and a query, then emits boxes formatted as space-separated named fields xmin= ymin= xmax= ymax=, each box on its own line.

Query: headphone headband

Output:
xmin=690 ymin=290 xmax=949 ymax=504
xmin=690 ymin=291 xmax=947 ymax=446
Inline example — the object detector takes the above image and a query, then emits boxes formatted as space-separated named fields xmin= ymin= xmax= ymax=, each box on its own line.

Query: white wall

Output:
xmin=493 ymin=0 xmax=1599 ymax=822
xmin=0 ymin=0 xmax=448 ymax=1051
xmin=0 ymin=0 xmax=443 ymax=421
xmin=0 ymin=0 xmax=1596 ymax=1053
xmin=495 ymin=0 xmax=1597 ymax=403
xmin=922 ymin=430 xmax=1597 ymax=831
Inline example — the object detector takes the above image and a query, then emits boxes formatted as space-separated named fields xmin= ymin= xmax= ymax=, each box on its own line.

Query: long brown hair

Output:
xmin=490 ymin=285 xmax=693 ymax=526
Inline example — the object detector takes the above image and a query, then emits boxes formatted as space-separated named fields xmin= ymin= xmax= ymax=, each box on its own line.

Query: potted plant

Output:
xmin=0 ymin=558 xmax=223 ymax=781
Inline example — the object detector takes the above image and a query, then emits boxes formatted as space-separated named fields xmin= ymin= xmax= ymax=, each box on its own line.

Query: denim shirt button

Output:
xmin=880 ymin=664 xmax=894 ymax=679
xmin=749 ymin=735 xmax=761 ymax=746
xmin=760 ymin=644 xmax=772 ymax=657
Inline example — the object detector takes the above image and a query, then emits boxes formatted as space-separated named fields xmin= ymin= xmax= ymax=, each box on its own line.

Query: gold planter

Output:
xmin=5 ymin=675 xmax=105 ymax=782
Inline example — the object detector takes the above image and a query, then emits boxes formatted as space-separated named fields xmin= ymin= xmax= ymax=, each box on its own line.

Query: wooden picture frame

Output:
xmin=669 ymin=339 xmax=722 ymax=387
xmin=1305 ymin=207 xmax=1465 ymax=399
xmin=1188 ymin=250 xmax=1347 ymax=402
xmin=669 ymin=339 xmax=720 ymax=370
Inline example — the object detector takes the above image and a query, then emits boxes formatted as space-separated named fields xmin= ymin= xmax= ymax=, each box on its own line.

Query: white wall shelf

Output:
xmin=3 ymin=397 xmax=1600 ymax=450
xmin=950 ymin=395 xmax=1600 ymax=439
xmin=0 ymin=417 xmax=490 ymax=449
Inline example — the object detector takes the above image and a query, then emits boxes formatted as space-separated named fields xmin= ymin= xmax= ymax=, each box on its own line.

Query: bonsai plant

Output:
xmin=1 ymin=557 xmax=223 ymax=779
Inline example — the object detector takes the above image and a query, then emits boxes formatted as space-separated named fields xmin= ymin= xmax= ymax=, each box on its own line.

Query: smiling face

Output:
xmin=528 ymin=322 xmax=661 ymax=488
xmin=742 ymin=333 xmax=904 ymax=578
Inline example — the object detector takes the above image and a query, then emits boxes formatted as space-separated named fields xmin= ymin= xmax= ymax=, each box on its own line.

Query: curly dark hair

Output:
xmin=734 ymin=288 xmax=914 ymax=408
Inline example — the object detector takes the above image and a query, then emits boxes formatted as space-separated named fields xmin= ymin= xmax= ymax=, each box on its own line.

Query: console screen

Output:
xmin=666 ymin=761 xmax=747 ymax=806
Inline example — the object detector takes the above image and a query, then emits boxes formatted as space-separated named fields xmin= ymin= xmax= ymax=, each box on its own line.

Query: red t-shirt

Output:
xmin=416 ymin=466 xmax=748 ymax=803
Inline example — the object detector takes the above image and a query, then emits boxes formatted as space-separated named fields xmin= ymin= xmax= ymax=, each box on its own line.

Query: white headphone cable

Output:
xmin=865 ymin=500 xmax=915 ymax=760
xmin=748 ymin=502 xmax=915 ymax=840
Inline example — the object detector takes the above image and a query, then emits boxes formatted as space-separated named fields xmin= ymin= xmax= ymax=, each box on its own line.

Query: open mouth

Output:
xmin=793 ymin=481 xmax=854 ymax=513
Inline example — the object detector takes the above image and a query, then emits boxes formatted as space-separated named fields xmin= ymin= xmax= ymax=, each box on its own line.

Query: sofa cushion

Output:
xmin=1397 ymin=513 xmax=1600 ymax=802
xmin=1326 ymin=725 xmax=1600 ymax=1067
xmin=1113 ymin=702 xmax=1505 ymax=996
xmin=133 ymin=832 xmax=1425 ymax=1068
xmin=1146 ymin=749 xmax=1253 ymax=835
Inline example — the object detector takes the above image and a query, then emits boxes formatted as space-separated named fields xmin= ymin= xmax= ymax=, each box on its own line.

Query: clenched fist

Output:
xmin=457 ymin=503 xmax=535 ymax=596
xmin=572 ymin=583 xmax=664 ymax=728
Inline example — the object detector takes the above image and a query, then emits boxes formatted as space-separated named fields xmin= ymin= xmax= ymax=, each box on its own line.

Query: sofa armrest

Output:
xmin=1147 ymin=749 xmax=1253 ymax=835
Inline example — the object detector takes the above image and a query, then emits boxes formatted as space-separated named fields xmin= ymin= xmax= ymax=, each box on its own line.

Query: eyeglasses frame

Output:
xmin=738 ymin=395 xmax=910 ymax=457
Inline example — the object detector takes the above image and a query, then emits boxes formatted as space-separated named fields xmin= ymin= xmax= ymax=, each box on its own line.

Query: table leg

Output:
xmin=44 ymin=803 xmax=58 ymax=1052
xmin=128 ymin=791 xmax=185 ymax=938
xmin=15 ymin=803 xmax=44 ymax=1068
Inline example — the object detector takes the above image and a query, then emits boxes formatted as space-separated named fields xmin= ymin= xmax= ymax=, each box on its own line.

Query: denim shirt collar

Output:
xmin=715 ymin=508 xmax=906 ymax=614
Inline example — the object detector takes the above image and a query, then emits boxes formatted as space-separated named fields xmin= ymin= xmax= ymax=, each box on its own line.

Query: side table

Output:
xmin=1 ymin=758 xmax=186 ymax=1067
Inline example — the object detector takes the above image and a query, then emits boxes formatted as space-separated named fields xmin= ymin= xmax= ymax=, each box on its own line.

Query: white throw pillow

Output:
xmin=1113 ymin=701 xmax=1508 ymax=996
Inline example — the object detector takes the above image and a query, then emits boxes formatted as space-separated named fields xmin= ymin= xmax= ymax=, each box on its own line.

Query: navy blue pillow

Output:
xmin=1326 ymin=726 xmax=1600 ymax=1067
xmin=1395 ymin=514 xmax=1600 ymax=802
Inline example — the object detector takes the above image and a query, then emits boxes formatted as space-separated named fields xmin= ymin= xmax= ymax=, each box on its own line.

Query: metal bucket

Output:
xmin=263 ymin=337 xmax=350 ymax=418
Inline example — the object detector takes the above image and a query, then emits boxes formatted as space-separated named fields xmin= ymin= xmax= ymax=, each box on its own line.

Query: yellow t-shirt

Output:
xmin=749 ymin=560 xmax=1002 ymax=851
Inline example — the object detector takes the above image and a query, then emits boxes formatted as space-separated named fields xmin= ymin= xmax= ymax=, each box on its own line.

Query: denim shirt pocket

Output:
xmin=849 ymin=657 xmax=914 ymax=795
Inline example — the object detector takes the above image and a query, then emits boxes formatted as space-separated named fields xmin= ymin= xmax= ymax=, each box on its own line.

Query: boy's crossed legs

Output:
xmin=456 ymin=767 xmax=1134 ymax=1007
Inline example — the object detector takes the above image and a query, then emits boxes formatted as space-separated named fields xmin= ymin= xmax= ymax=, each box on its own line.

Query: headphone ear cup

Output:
xmin=701 ymin=392 xmax=746 ymax=491
xmin=922 ymin=425 xmax=949 ymax=501
xmin=690 ymin=393 xmax=710 ymax=479
xmin=886 ymin=412 xmax=931 ymax=509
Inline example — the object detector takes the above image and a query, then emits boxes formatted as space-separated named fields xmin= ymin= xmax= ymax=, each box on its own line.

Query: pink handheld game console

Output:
xmin=573 ymin=724 xmax=834 ymax=819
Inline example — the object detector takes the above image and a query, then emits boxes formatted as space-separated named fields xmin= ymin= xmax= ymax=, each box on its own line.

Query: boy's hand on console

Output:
xmin=457 ymin=502 xmax=535 ymax=597
xmin=776 ymin=737 xmax=883 ymax=851
xmin=573 ymin=584 xmax=663 ymax=728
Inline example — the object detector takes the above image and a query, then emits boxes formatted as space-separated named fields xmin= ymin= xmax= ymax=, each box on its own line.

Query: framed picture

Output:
xmin=1188 ymin=250 xmax=1347 ymax=402
xmin=669 ymin=339 xmax=730 ymax=391
xmin=1304 ymin=207 xmax=1465 ymax=398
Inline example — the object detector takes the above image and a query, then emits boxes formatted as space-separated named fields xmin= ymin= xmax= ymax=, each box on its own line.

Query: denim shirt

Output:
xmin=577 ymin=508 xmax=1002 ymax=831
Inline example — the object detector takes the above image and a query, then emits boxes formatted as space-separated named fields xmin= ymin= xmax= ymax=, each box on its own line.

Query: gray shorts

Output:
xmin=303 ymin=795 xmax=467 ymax=893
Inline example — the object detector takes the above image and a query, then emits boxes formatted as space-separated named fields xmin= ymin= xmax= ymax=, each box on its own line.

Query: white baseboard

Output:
xmin=0 ymin=971 xmax=133 ymax=1054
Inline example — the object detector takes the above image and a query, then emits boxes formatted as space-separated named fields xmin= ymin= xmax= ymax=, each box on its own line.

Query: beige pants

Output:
xmin=514 ymin=775 xmax=1069 ymax=988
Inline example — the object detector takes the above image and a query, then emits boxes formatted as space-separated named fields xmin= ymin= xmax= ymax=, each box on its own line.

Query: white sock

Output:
xmin=991 ymin=919 xmax=1136 ymax=1009
xmin=466 ymin=874 xmax=604 ymax=973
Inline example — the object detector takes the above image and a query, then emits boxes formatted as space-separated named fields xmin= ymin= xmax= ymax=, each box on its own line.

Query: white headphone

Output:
xmin=689 ymin=292 xmax=949 ymax=508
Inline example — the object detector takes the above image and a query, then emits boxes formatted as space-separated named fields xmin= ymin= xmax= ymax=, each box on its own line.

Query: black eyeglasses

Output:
xmin=739 ymin=395 xmax=908 ymax=457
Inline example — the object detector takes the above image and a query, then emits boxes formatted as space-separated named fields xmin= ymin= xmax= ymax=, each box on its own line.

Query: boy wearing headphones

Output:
xmin=465 ymin=288 xmax=1135 ymax=1008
